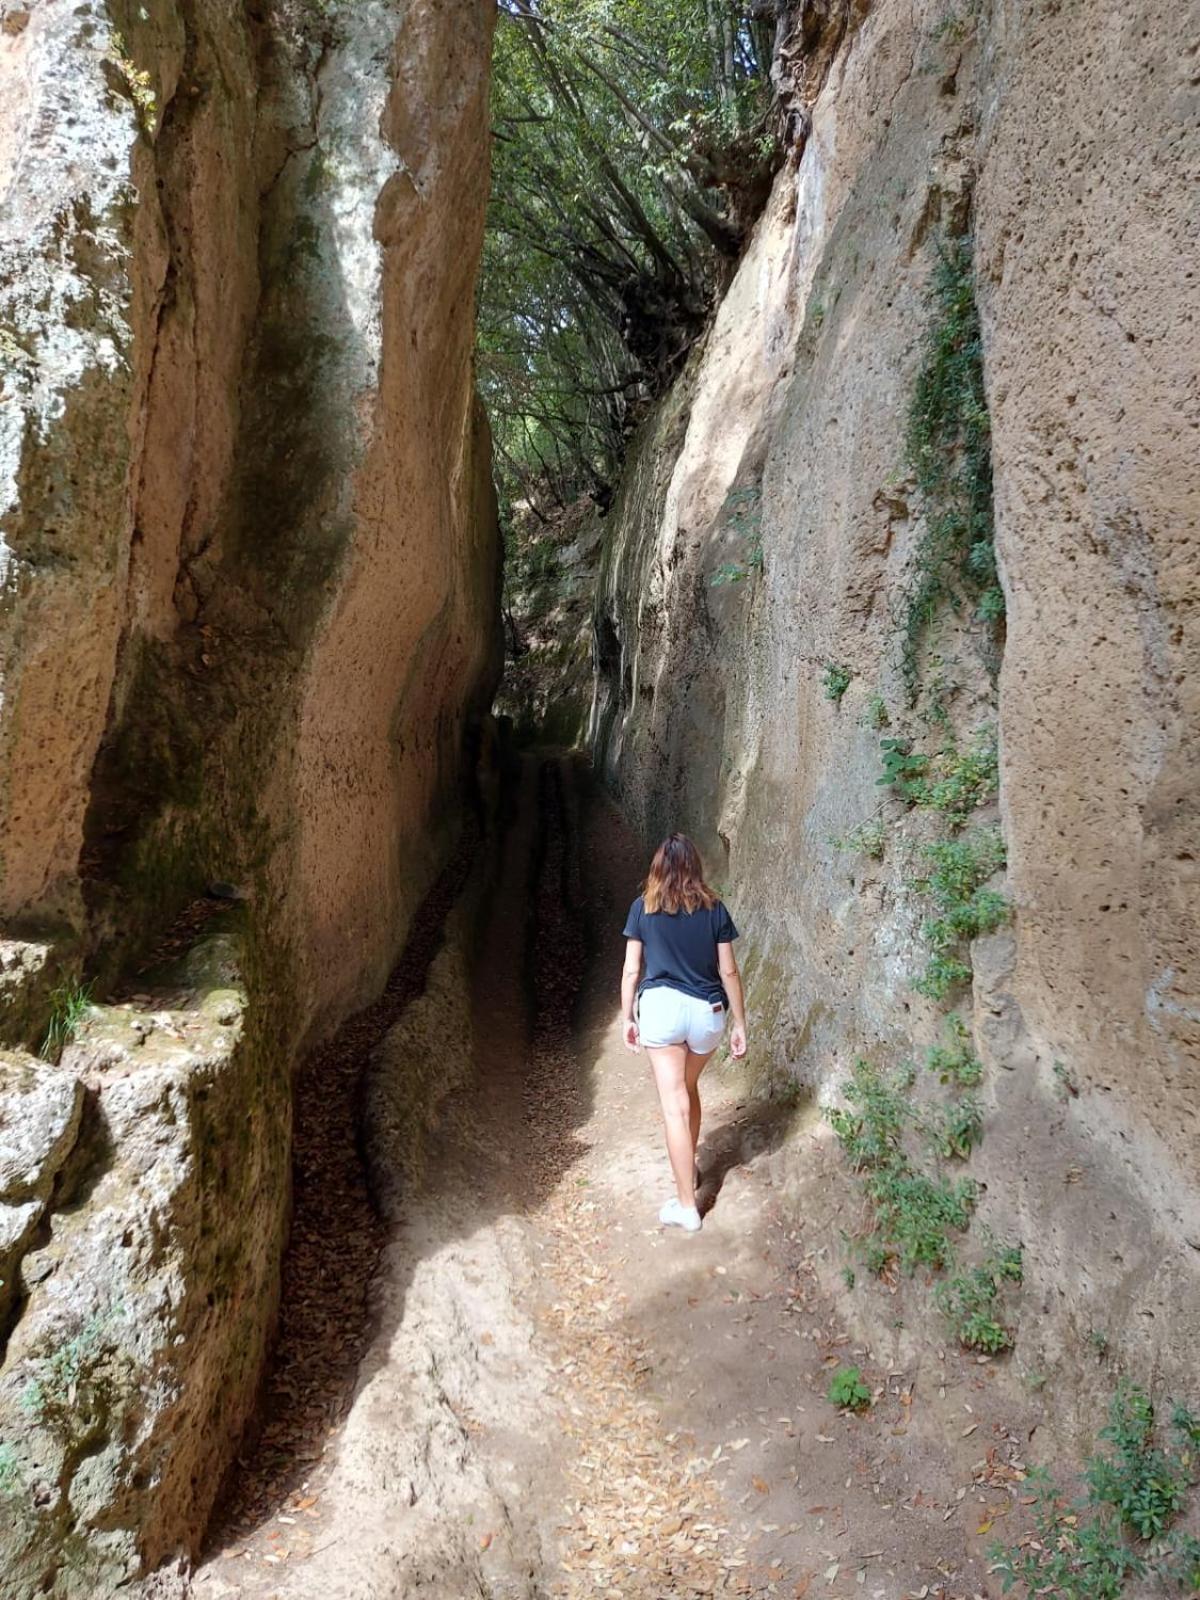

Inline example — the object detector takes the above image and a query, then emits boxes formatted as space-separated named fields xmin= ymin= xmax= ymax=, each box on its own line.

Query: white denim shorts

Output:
xmin=638 ymin=985 xmax=726 ymax=1053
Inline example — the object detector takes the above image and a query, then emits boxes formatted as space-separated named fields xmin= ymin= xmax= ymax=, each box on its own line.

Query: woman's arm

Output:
xmin=718 ymin=942 xmax=748 ymax=1059
xmin=621 ymin=939 xmax=643 ymax=1051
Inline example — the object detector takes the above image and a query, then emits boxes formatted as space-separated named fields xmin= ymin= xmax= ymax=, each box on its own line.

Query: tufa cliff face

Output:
xmin=0 ymin=0 xmax=498 ymax=1590
xmin=592 ymin=0 xmax=1198 ymax=1425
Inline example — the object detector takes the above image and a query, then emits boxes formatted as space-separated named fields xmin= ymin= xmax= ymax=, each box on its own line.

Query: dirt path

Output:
xmin=193 ymin=757 xmax=1030 ymax=1600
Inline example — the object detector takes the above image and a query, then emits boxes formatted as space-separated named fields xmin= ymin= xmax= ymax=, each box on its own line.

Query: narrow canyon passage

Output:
xmin=194 ymin=759 xmax=1033 ymax=1600
xmin=1 ymin=2 xmax=1195 ymax=1593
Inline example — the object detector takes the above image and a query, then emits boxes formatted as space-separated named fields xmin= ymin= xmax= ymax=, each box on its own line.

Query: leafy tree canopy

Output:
xmin=478 ymin=0 xmax=779 ymax=515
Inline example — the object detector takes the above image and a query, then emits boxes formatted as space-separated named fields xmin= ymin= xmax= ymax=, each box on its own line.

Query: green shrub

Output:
xmin=826 ymin=1058 xmax=912 ymax=1170
xmin=828 ymin=1366 xmax=872 ymax=1411
xmin=913 ymin=955 xmax=973 ymax=1002
xmin=921 ymin=830 xmax=1006 ymax=903
xmin=911 ymin=831 xmax=1009 ymax=1000
xmin=921 ymin=728 xmax=999 ymax=823
xmin=926 ymin=1016 xmax=983 ymax=1086
xmin=992 ymin=1386 xmax=1200 ymax=1597
xmin=827 ymin=1058 xmax=976 ymax=1275
xmin=710 ymin=491 xmax=764 ymax=587
xmin=922 ymin=1093 xmax=983 ymax=1160
xmin=861 ymin=693 xmax=889 ymax=730
xmin=878 ymin=729 xmax=998 ymax=823
xmin=833 ymin=818 xmax=887 ymax=861
xmin=936 ymin=1246 xmax=1021 ymax=1352
xmin=109 ymin=32 xmax=158 ymax=133
xmin=922 ymin=886 xmax=1010 ymax=952
xmin=877 ymin=738 xmax=931 ymax=801
xmin=823 ymin=663 xmax=853 ymax=704
xmin=1086 ymin=1386 xmax=1192 ymax=1540
xmin=864 ymin=1165 xmax=976 ymax=1272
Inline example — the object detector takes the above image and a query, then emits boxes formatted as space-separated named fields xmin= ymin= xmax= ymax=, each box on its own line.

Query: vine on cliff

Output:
xmin=902 ymin=236 xmax=1003 ymax=701
xmin=828 ymin=225 xmax=1015 ymax=1351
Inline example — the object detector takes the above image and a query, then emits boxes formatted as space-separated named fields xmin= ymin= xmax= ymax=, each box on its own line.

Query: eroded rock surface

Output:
xmin=0 ymin=946 xmax=279 ymax=1597
xmin=0 ymin=0 xmax=499 ymax=1590
xmin=591 ymin=0 xmax=1199 ymax=1425
xmin=0 ymin=1054 xmax=83 ymax=1336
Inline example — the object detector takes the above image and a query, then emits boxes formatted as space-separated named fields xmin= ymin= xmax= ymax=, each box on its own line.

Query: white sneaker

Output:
xmin=659 ymin=1198 xmax=702 ymax=1232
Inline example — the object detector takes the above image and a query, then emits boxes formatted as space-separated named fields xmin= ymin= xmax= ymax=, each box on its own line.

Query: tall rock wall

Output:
xmin=593 ymin=0 xmax=1198 ymax=1427
xmin=0 ymin=0 xmax=499 ymax=1591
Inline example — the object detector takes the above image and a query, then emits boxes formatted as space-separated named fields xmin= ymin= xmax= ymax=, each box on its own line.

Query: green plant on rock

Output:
xmin=922 ymin=1092 xmax=983 ymax=1160
xmin=0 ymin=1443 xmax=20 ymax=1496
xmin=41 ymin=979 xmax=94 ymax=1062
xmin=108 ymin=32 xmax=157 ymax=132
xmin=710 ymin=505 xmax=765 ymax=588
xmin=922 ymin=885 xmax=1009 ymax=953
xmin=828 ymin=1365 xmax=872 ymax=1411
xmin=1085 ymin=1386 xmax=1195 ymax=1541
xmin=926 ymin=1015 xmax=983 ymax=1086
xmin=725 ymin=483 xmax=764 ymax=533
xmin=826 ymin=1058 xmax=912 ymax=1170
xmin=911 ymin=830 xmax=1009 ymax=1000
xmin=921 ymin=727 xmax=999 ymax=823
xmin=833 ymin=817 xmax=887 ymax=861
xmin=823 ymin=662 xmax=853 ymax=704
xmin=860 ymin=693 xmax=889 ymax=730
xmin=1172 ymin=1404 xmax=1200 ymax=1451
xmin=976 ymin=585 xmax=1006 ymax=623
xmin=865 ymin=1164 xmax=976 ymax=1273
xmin=921 ymin=829 xmax=1007 ymax=904
xmin=913 ymin=954 xmax=974 ymax=1002
xmin=877 ymin=727 xmax=998 ymax=823
xmin=878 ymin=738 xmax=931 ymax=801
xmin=827 ymin=1058 xmax=976 ymax=1276
xmin=902 ymin=236 xmax=1002 ymax=703
xmin=992 ymin=1386 xmax=1200 ymax=1597
xmin=931 ymin=3 xmax=979 ymax=45
xmin=936 ymin=1245 xmax=1022 ymax=1352
xmin=710 ymin=552 xmax=761 ymax=587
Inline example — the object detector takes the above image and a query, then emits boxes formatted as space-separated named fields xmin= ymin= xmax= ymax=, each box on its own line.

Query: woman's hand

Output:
xmin=623 ymin=1016 xmax=641 ymax=1053
xmin=730 ymin=1023 xmax=747 ymax=1060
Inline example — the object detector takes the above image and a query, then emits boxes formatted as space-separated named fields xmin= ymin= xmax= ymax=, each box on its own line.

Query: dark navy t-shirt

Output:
xmin=622 ymin=895 xmax=739 ymax=1005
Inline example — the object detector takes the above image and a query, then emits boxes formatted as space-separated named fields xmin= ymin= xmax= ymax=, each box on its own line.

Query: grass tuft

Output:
xmin=41 ymin=980 xmax=95 ymax=1062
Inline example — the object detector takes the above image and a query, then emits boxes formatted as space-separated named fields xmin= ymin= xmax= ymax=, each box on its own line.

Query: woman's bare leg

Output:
xmin=684 ymin=1048 xmax=714 ymax=1157
xmin=647 ymin=1044 xmax=696 ymax=1208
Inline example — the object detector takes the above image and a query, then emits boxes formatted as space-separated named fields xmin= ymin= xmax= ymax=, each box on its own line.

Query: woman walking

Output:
xmin=621 ymin=834 xmax=747 ymax=1233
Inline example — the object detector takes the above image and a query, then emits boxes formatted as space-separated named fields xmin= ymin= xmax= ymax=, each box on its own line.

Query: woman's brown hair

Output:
xmin=643 ymin=833 xmax=718 ymax=915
